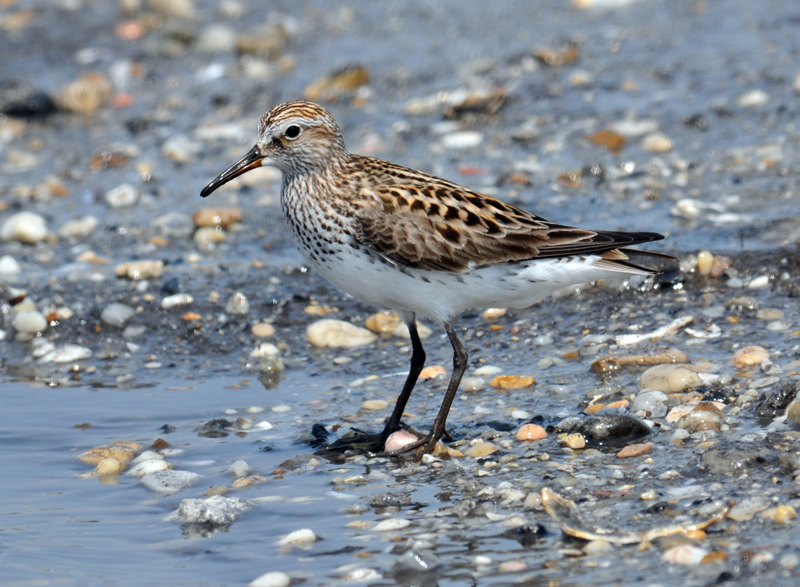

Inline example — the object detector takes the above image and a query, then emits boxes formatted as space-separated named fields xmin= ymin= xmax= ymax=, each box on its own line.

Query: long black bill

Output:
xmin=200 ymin=145 xmax=264 ymax=198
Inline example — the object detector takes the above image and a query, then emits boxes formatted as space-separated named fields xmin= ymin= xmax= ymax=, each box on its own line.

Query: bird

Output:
xmin=200 ymin=100 xmax=667 ymax=455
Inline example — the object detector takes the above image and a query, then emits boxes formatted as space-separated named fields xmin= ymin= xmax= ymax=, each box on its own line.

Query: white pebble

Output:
xmin=276 ymin=528 xmax=319 ymax=546
xmin=737 ymin=89 xmax=769 ymax=107
xmin=0 ymin=255 xmax=21 ymax=276
xmin=460 ymin=376 xmax=485 ymax=392
xmin=510 ymin=410 xmax=530 ymax=420
xmin=127 ymin=459 xmax=171 ymax=477
xmin=473 ymin=555 xmax=492 ymax=566
xmin=225 ymin=291 xmax=250 ymax=315
xmin=1 ymin=212 xmax=48 ymax=243
xmin=748 ymin=275 xmax=770 ymax=288
xmin=162 ymin=134 xmax=202 ymax=162
xmin=196 ymin=24 xmax=237 ymax=53
xmin=38 ymin=344 xmax=92 ymax=363
xmin=251 ymin=343 xmax=280 ymax=358
xmin=161 ymin=293 xmax=194 ymax=309
xmin=271 ymin=405 xmax=291 ymax=413
xmin=306 ymin=319 xmax=377 ymax=348
xmin=473 ymin=365 xmax=502 ymax=376
xmin=132 ymin=450 xmax=164 ymax=463
xmin=248 ymin=572 xmax=291 ymax=587
xmin=228 ymin=460 xmax=252 ymax=478
xmin=105 ymin=183 xmax=139 ymax=208
xmin=12 ymin=310 xmax=47 ymax=334
xmin=101 ymin=303 xmax=135 ymax=327
xmin=59 ymin=215 xmax=98 ymax=238
xmin=166 ymin=495 xmax=251 ymax=525
xmin=662 ymin=544 xmax=708 ymax=566
xmin=441 ymin=131 xmax=483 ymax=149
xmin=140 ymin=470 xmax=201 ymax=496
xmin=373 ymin=518 xmax=410 ymax=532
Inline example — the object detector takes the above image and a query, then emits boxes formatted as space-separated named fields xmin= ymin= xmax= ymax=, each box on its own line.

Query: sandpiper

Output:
xmin=201 ymin=100 xmax=667 ymax=454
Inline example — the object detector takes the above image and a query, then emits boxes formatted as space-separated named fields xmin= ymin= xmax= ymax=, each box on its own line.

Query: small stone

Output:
xmin=466 ymin=441 xmax=501 ymax=458
xmin=728 ymin=497 xmax=771 ymax=521
xmin=140 ymin=470 xmax=201 ymax=497
xmin=115 ymin=260 xmax=164 ymax=280
xmin=303 ymin=65 xmax=370 ymax=101
xmin=162 ymin=134 xmax=202 ymax=163
xmin=732 ymin=346 xmax=769 ymax=368
xmin=161 ymin=293 xmax=194 ymax=309
xmin=361 ymin=399 xmax=388 ymax=411
xmin=127 ymin=459 xmax=171 ymax=477
xmin=561 ymin=433 xmax=585 ymax=449
xmin=639 ymin=364 xmax=704 ymax=392
xmin=774 ymin=505 xmax=796 ymax=524
xmin=756 ymin=308 xmax=783 ymax=321
xmin=384 ymin=430 xmax=418 ymax=453
xmin=252 ymin=323 xmax=275 ymax=337
xmin=101 ymin=303 xmax=135 ymax=327
xmin=441 ymin=131 xmax=483 ymax=149
xmin=0 ymin=211 xmax=48 ymax=244
xmin=94 ymin=458 xmax=124 ymax=476
xmin=516 ymin=424 xmax=547 ymax=441
xmin=419 ymin=365 xmax=446 ymax=379
xmin=748 ymin=275 xmax=770 ymax=288
xmin=662 ymin=545 xmax=708 ymax=566
xmin=0 ymin=255 xmax=21 ymax=277
xmin=616 ymin=442 xmax=652 ymax=458
xmin=228 ymin=460 xmax=252 ymax=478
xmin=584 ymin=540 xmax=613 ymax=554
xmin=780 ymin=553 xmax=800 ymax=569
xmin=194 ymin=226 xmax=226 ymax=248
xmin=306 ymin=319 xmax=377 ymax=348
xmin=225 ymin=291 xmax=250 ymax=315
xmin=482 ymin=307 xmax=507 ymax=320
xmin=460 ymin=377 xmax=485 ymax=392
xmin=498 ymin=561 xmax=527 ymax=573
xmin=104 ymin=183 xmax=139 ymax=207
xmin=248 ymin=572 xmax=291 ymax=587
xmin=251 ymin=343 xmax=280 ymax=358
xmin=737 ymin=89 xmax=769 ymax=107
xmin=12 ymin=310 xmax=47 ymax=334
xmin=151 ymin=0 xmax=195 ymax=19
xmin=193 ymin=208 xmax=242 ymax=229
xmin=59 ymin=216 xmax=98 ymax=238
xmin=373 ymin=518 xmax=410 ymax=532
xmin=56 ymin=72 xmax=112 ymax=115
xmin=196 ymin=24 xmax=237 ymax=53
xmin=701 ymin=551 xmax=728 ymax=564
xmin=696 ymin=250 xmax=714 ymax=276
xmin=641 ymin=132 xmax=673 ymax=152
xmin=488 ymin=375 xmax=535 ymax=389
xmin=640 ymin=489 xmax=658 ymax=500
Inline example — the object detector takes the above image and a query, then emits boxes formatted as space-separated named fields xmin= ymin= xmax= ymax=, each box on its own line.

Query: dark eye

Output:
xmin=284 ymin=125 xmax=301 ymax=139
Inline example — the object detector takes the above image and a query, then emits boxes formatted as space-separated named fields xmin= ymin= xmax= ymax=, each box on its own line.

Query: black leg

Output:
xmin=380 ymin=315 xmax=426 ymax=437
xmin=424 ymin=321 xmax=467 ymax=452
xmin=317 ymin=313 xmax=426 ymax=455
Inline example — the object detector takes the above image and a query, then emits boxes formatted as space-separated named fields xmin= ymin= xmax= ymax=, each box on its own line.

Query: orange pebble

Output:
xmin=516 ymin=423 xmax=547 ymax=441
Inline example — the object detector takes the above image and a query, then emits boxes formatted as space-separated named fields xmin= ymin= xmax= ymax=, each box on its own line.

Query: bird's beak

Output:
xmin=200 ymin=145 xmax=264 ymax=198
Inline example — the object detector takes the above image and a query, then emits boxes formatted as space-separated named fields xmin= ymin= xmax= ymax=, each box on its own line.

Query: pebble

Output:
xmin=194 ymin=226 xmax=226 ymax=248
xmin=482 ymin=307 xmax=507 ymax=320
xmin=780 ymin=553 xmax=800 ymax=569
xmin=59 ymin=216 xmax=99 ymax=238
xmin=127 ymin=459 xmax=171 ymax=477
xmin=225 ymin=291 xmax=250 ymax=315
xmin=748 ymin=275 xmax=770 ymax=288
xmin=584 ymin=540 xmax=613 ymax=554
xmin=140 ymin=470 xmax=201 ymax=497
xmin=12 ymin=310 xmax=47 ymax=334
xmin=153 ymin=213 xmax=195 ymax=239
xmin=166 ymin=496 xmax=251 ymax=526
xmin=676 ymin=402 xmax=723 ymax=432
xmin=756 ymin=308 xmax=783 ymax=321
xmin=460 ymin=377 xmax=485 ymax=392
xmin=633 ymin=390 xmax=668 ymax=415
xmin=101 ymin=303 xmax=135 ymax=327
xmin=697 ymin=250 xmax=714 ymax=276
xmin=516 ymin=424 xmax=547 ymax=441
xmin=248 ymin=572 xmax=291 ymax=587
xmin=639 ymin=364 xmax=704 ymax=392
xmin=104 ymin=183 xmax=139 ymax=207
xmin=78 ymin=444 xmax=139 ymax=465
xmin=1 ymin=212 xmax=48 ymax=244
xmin=162 ymin=134 xmax=202 ymax=162
xmin=731 ymin=346 xmax=769 ymax=368
xmin=762 ymin=505 xmax=796 ymax=524
xmin=303 ymin=65 xmax=370 ymax=102
xmin=616 ymin=442 xmax=652 ymax=458
xmin=384 ymin=430 xmax=418 ymax=453
xmin=132 ymin=451 xmax=164 ymax=463
xmin=0 ymin=255 xmax=21 ymax=276
xmin=728 ymin=496 xmax=771 ymax=521
xmin=488 ymin=375 xmax=535 ymax=389
xmin=115 ymin=260 xmax=164 ymax=280
xmin=306 ymin=319 xmax=377 ymax=348
xmin=561 ymin=433 xmax=585 ymax=449
xmin=466 ymin=441 xmax=500 ymax=457
xmin=364 ymin=311 xmax=432 ymax=339
xmin=641 ymin=132 xmax=673 ymax=152
xmin=374 ymin=518 xmax=410 ymax=532
xmin=662 ymin=545 xmax=709 ymax=566
xmin=498 ymin=560 xmax=527 ymax=573
xmin=419 ymin=365 xmax=446 ymax=379
xmin=228 ymin=460 xmax=252 ymax=478
xmin=441 ymin=131 xmax=483 ymax=149
xmin=161 ymin=293 xmax=194 ymax=309
xmin=737 ymin=89 xmax=769 ymax=107
xmin=56 ymin=72 xmax=112 ymax=115
xmin=251 ymin=343 xmax=280 ymax=358
xmin=277 ymin=528 xmax=319 ymax=546
xmin=193 ymin=208 xmax=242 ymax=229
xmin=196 ymin=24 xmax=238 ymax=53
xmin=361 ymin=399 xmax=388 ymax=411
xmin=39 ymin=344 xmax=91 ymax=364
xmin=251 ymin=323 xmax=275 ymax=337
xmin=94 ymin=458 xmax=124 ymax=476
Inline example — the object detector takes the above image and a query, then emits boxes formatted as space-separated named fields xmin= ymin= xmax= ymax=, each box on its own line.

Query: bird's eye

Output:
xmin=284 ymin=125 xmax=301 ymax=139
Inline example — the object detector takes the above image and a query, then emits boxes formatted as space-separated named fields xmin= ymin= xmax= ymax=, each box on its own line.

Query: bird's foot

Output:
xmin=315 ymin=422 xmax=436 ymax=458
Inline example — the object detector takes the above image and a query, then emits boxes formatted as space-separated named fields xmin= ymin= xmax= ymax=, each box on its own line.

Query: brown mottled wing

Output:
xmin=350 ymin=156 xmax=664 ymax=273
